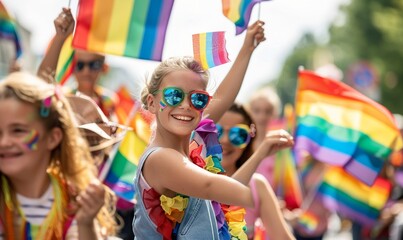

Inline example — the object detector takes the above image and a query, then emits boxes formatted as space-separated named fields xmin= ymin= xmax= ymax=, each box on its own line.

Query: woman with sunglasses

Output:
xmin=217 ymin=102 xmax=295 ymax=240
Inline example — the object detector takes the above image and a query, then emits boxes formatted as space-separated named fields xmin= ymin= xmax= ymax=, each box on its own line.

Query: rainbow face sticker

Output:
xmin=159 ymin=100 xmax=167 ymax=112
xmin=23 ymin=129 xmax=40 ymax=150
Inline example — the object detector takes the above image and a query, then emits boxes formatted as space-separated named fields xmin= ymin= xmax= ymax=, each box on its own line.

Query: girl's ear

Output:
xmin=147 ymin=94 xmax=158 ymax=114
xmin=47 ymin=127 xmax=63 ymax=150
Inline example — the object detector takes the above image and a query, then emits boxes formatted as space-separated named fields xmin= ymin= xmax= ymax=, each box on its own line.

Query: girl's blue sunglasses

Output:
xmin=154 ymin=87 xmax=212 ymax=110
xmin=216 ymin=124 xmax=251 ymax=149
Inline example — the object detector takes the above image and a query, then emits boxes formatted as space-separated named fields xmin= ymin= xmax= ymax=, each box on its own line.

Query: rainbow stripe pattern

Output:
xmin=23 ymin=130 xmax=39 ymax=150
xmin=73 ymin=0 xmax=174 ymax=61
xmin=55 ymin=34 xmax=75 ymax=85
xmin=0 ymin=2 xmax=22 ymax=58
xmin=192 ymin=31 xmax=230 ymax=69
xmin=295 ymin=70 xmax=403 ymax=185
xmin=318 ymin=166 xmax=391 ymax=226
xmin=273 ymin=148 xmax=303 ymax=210
xmin=222 ymin=0 xmax=269 ymax=35
xmin=104 ymin=130 xmax=146 ymax=203
xmin=103 ymin=86 xmax=154 ymax=203
xmin=297 ymin=211 xmax=319 ymax=233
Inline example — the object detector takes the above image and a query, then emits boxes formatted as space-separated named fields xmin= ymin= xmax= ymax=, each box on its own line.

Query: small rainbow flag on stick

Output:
xmin=222 ymin=0 xmax=270 ymax=35
xmin=318 ymin=166 xmax=391 ymax=226
xmin=55 ymin=34 xmax=75 ymax=85
xmin=0 ymin=2 xmax=22 ymax=58
xmin=295 ymin=70 xmax=403 ymax=185
xmin=73 ymin=0 xmax=174 ymax=61
xmin=192 ymin=31 xmax=230 ymax=69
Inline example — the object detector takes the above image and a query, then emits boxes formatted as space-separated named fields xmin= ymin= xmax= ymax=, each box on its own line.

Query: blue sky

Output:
xmin=3 ymin=0 xmax=348 ymax=102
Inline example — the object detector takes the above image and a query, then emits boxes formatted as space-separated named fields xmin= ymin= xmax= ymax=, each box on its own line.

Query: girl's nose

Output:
xmin=0 ymin=133 xmax=12 ymax=147
xmin=178 ymin=96 xmax=192 ymax=110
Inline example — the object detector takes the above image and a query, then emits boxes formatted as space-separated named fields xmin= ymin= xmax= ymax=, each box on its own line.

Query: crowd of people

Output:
xmin=1 ymin=6 xmax=403 ymax=240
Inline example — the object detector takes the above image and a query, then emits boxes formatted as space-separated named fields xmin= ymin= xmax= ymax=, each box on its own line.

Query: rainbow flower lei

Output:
xmin=189 ymin=118 xmax=248 ymax=240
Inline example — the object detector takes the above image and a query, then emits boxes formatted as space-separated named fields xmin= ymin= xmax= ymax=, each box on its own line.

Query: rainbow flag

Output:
xmin=115 ymin=86 xmax=154 ymax=143
xmin=55 ymin=34 xmax=75 ymax=85
xmin=222 ymin=0 xmax=269 ymax=35
xmin=103 ymin=130 xmax=147 ymax=203
xmin=73 ymin=0 xmax=174 ymax=61
xmin=192 ymin=31 xmax=230 ymax=69
xmin=0 ymin=2 xmax=22 ymax=58
xmin=273 ymin=148 xmax=303 ymax=210
xmin=318 ymin=166 xmax=391 ymax=226
xmin=272 ymin=104 xmax=303 ymax=209
xmin=295 ymin=70 xmax=403 ymax=185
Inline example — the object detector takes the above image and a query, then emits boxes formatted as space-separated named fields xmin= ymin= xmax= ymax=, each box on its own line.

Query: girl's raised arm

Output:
xmin=205 ymin=20 xmax=266 ymax=122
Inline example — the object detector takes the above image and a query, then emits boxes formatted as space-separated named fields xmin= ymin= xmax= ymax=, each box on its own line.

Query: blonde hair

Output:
xmin=0 ymin=72 xmax=117 ymax=235
xmin=247 ymin=86 xmax=281 ymax=118
xmin=141 ymin=56 xmax=209 ymax=110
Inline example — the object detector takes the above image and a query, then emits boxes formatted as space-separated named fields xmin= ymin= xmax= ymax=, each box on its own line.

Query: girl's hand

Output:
xmin=244 ymin=20 xmax=266 ymax=50
xmin=54 ymin=7 xmax=75 ymax=38
xmin=75 ymin=180 xmax=105 ymax=226
xmin=256 ymin=129 xmax=294 ymax=157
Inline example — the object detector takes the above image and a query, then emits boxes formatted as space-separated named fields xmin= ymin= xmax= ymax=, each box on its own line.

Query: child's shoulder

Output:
xmin=144 ymin=147 xmax=187 ymax=167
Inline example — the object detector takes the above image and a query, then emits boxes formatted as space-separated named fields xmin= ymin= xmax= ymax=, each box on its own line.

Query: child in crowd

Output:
xmin=217 ymin=102 xmax=295 ymax=240
xmin=0 ymin=72 xmax=117 ymax=239
xmin=133 ymin=19 xmax=296 ymax=239
xmin=37 ymin=8 xmax=118 ymax=119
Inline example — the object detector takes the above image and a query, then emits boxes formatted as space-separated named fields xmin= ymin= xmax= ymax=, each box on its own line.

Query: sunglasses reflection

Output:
xmin=154 ymin=87 xmax=211 ymax=110
xmin=217 ymin=124 xmax=252 ymax=149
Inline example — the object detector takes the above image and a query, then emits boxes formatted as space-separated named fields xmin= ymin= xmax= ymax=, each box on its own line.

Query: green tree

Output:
xmin=275 ymin=0 xmax=403 ymax=114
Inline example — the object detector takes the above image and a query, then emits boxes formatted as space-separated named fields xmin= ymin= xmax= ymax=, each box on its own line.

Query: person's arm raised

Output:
xmin=205 ymin=20 xmax=266 ymax=122
xmin=37 ymin=8 xmax=75 ymax=81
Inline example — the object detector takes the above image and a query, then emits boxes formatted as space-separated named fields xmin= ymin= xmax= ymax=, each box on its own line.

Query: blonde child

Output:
xmin=132 ymin=19 xmax=296 ymax=238
xmin=0 ymin=72 xmax=117 ymax=239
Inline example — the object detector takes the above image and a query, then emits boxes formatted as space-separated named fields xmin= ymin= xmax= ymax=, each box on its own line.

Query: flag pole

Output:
xmin=68 ymin=0 xmax=72 ymax=8
xmin=254 ymin=1 xmax=262 ymax=47
xmin=257 ymin=1 xmax=261 ymax=20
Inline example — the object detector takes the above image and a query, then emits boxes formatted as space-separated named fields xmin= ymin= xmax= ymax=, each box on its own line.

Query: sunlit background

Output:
xmin=1 ymin=0 xmax=348 ymax=102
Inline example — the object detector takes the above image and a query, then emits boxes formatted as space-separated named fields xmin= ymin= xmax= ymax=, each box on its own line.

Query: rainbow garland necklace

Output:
xmin=190 ymin=118 xmax=248 ymax=240
xmin=1 ymin=173 xmax=69 ymax=239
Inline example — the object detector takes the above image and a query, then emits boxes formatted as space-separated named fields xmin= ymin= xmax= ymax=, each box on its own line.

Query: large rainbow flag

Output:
xmin=73 ymin=0 xmax=174 ymax=61
xmin=295 ymin=70 xmax=403 ymax=185
xmin=0 ymin=2 xmax=22 ymax=58
xmin=318 ymin=166 xmax=391 ymax=226
xmin=192 ymin=31 xmax=230 ymax=69
xmin=55 ymin=34 xmax=75 ymax=85
xmin=222 ymin=0 xmax=269 ymax=35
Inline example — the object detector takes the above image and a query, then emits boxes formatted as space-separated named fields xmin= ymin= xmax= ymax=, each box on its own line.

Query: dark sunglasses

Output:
xmin=75 ymin=60 xmax=104 ymax=72
xmin=216 ymin=124 xmax=251 ymax=149
xmin=154 ymin=87 xmax=211 ymax=110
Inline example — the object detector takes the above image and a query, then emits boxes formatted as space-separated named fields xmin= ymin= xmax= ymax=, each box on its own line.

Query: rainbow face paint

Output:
xmin=23 ymin=129 xmax=39 ymax=150
xmin=159 ymin=100 xmax=167 ymax=112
